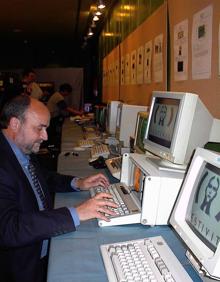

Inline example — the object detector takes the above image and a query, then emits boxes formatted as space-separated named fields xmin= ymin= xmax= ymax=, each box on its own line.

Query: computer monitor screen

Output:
xmin=144 ymin=91 xmax=214 ymax=165
xmin=187 ymin=162 xmax=220 ymax=251
xmin=134 ymin=111 xmax=149 ymax=153
xmin=116 ymin=104 xmax=148 ymax=147
xmin=147 ymin=97 xmax=179 ymax=148
xmin=84 ymin=103 xmax=92 ymax=113
xmin=170 ymin=147 xmax=220 ymax=280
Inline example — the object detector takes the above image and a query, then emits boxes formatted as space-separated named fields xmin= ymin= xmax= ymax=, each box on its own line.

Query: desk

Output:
xmin=47 ymin=192 xmax=202 ymax=282
xmin=58 ymin=119 xmax=105 ymax=177
xmin=47 ymin=119 xmax=202 ymax=282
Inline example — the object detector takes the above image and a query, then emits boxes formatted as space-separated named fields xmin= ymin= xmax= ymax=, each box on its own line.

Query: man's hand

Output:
xmin=76 ymin=192 xmax=118 ymax=222
xmin=76 ymin=173 xmax=109 ymax=190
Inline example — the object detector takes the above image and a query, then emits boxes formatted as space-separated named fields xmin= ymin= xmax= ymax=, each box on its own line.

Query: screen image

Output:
xmin=187 ymin=163 xmax=220 ymax=251
xmin=148 ymin=98 xmax=179 ymax=148
xmin=136 ymin=114 xmax=148 ymax=152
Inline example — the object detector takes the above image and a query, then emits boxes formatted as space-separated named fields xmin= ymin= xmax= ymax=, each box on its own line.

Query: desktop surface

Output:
xmin=47 ymin=191 xmax=202 ymax=282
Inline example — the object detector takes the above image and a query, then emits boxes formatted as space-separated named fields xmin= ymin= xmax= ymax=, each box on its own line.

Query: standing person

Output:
xmin=22 ymin=68 xmax=43 ymax=100
xmin=0 ymin=95 xmax=117 ymax=282
xmin=47 ymin=83 xmax=83 ymax=118
xmin=46 ymin=83 xmax=83 ymax=147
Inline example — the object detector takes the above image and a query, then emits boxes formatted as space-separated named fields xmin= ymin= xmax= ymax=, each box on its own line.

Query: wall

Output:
xmin=101 ymin=0 xmax=220 ymax=119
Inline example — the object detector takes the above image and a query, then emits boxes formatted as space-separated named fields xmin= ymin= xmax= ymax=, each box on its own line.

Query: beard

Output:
xmin=25 ymin=141 xmax=42 ymax=154
xmin=15 ymin=135 xmax=42 ymax=154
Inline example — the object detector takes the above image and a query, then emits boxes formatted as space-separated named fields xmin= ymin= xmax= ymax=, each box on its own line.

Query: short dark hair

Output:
xmin=22 ymin=68 xmax=35 ymax=78
xmin=59 ymin=83 xmax=72 ymax=93
xmin=0 ymin=95 xmax=31 ymax=129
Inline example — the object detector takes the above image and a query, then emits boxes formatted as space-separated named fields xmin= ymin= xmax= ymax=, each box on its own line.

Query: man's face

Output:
xmin=25 ymin=72 xmax=36 ymax=83
xmin=15 ymin=105 xmax=50 ymax=154
xmin=159 ymin=105 xmax=167 ymax=120
xmin=206 ymin=178 xmax=219 ymax=202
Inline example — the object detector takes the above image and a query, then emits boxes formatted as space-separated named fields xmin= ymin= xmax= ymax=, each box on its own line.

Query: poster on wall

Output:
xmin=131 ymin=50 xmax=137 ymax=84
xmin=137 ymin=45 xmax=144 ymax=84
xmin=121 ymin=56 xmax=125 ymax=85
xmin=125 ymin=53 xmax=130 ymax=85
xmin=153 ymin=33 xmax=163 ymax=83
xmin=144 ymin=40 xmax=153 ymax=84
xmin=174 ymin=19 xmax=188 ymax=81
xmin=192 ymin=5 xmax=213 ymax=80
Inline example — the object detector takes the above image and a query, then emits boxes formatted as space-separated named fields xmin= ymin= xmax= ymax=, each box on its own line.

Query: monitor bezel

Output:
xmin=143 ymin=91 xmax=199 ymax=164
xmin=170 ymin=147 xmax=220 ymax=278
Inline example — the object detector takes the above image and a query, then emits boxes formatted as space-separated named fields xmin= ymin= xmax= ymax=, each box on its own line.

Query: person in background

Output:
xmin=22 ymin=68 xmax=43 ymax=100
xmin=47 ymin=83 xmax=83 ymax=117
xmin=46 ymin=83 xmax=83 ymax=147
xmin=0 ymin=95 xmax=117 ymax=282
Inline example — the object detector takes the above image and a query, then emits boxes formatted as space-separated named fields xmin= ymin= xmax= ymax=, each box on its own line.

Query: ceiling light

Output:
xmin=88 ymin=28 xmax=94 ymax=36
xmin=97 ymin=0 xmax=105 ymax=9
xmin=93 ymin=15 xmax=99 ymax=21
xmin=95 ymin=11 xmax=102 ymax=16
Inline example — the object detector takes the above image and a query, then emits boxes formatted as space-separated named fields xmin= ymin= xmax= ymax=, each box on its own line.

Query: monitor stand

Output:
xmin=147 ymin=157 xmax=187 ymax=173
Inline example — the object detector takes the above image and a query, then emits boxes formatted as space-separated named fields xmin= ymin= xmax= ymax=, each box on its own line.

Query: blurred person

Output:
xmin=22 ymin=68 xmax=43 ymax=100
xmin=46 ymin=83 xmax=83 ymax=147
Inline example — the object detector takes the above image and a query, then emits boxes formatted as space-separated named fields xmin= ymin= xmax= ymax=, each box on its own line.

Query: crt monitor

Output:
xmin=170 ymin=147 xmax=220 ymax=281
xmin=134 ymin=111 xmax=149 ymax=154
xmin=116 ymin=104 xmax=148 ymax=147
xmin=106 ymin=101 xmax=121 ymax=135
xmin=98 ymin=106 xmax=107 ymax=132
xmin=144 ymin=91 xmax=215 ymax=166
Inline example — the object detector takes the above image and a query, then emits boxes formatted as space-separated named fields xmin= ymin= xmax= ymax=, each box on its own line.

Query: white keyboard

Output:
xmin=90 ymin=183 xmax=141 ymax=227
xmin=105 ymin=157 xmax=122 ymax=180
xmin=78 ymin=139 xmax=95 ymax=148
xmin=100 ymin=236 xmax=193 ymax=282
xmin=85 ymin=132 xmax=99 ymax=140
xmin=90 ymin=144 xmax=110 ymax=159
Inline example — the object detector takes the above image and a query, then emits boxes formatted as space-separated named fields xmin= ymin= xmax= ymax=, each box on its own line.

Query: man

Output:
xmin=0 ymin=95 xmax=117 ymax=282
xmin=22 ymin=68 xmax=43 ymax=100
xmin=46 ymin=83 xmax=83 ymax=147
xmin=47 ymin=83 xmax=83 ymax=118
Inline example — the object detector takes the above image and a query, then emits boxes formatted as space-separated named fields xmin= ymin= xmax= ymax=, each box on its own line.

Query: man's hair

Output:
xmin=22 ymin=68 xmax=35 ymax=78
xmin=59 ymin=83 xmax=72 ymax=93
xmin=0 ymin=95 xmax=31 ymax=129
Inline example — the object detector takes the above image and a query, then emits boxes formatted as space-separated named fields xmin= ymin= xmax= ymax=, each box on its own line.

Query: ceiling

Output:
xmin=0 ymin=0 xmax=116 ymax=62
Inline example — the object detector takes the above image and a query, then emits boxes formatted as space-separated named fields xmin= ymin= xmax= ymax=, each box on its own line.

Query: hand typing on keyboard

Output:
xmin=76 ymin=173 xmax=109 ymax=190
xmin=76 ymin=192 xmax=118 ymax=222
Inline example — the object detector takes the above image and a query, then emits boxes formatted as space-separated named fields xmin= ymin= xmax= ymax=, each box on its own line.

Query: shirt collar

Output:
xmin=3 ymin=132 xmax=29 ymax=166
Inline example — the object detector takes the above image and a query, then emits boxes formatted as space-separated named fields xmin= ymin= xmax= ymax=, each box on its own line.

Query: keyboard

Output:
xmin=100 ymin=236 xmax=193 ymax=282
xmin=90 ymin=183 xmax=141 ymax=227
xmin=85 ymin=132 xmax=99 ymax=140
xmin=105 ymin=156 xmax=122 ymax=180
xmin=78 ymin=139 xmax=95 ymax=148
xmin=90 ymin=144 xmax=110 ymax=159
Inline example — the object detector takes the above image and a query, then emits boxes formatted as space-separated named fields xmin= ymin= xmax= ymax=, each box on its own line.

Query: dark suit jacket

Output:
xmin=0 ymin=131 xmax=76 ymax=282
